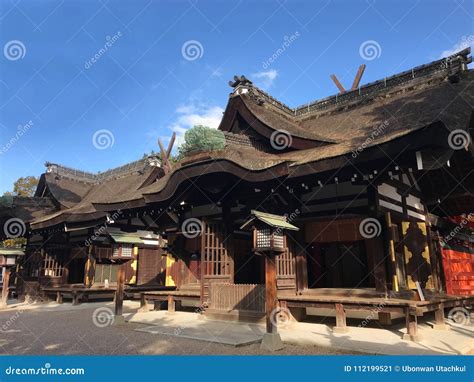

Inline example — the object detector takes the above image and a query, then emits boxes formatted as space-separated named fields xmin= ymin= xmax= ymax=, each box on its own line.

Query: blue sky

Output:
xmin=0 ymin=0 xmax=472 ymax=194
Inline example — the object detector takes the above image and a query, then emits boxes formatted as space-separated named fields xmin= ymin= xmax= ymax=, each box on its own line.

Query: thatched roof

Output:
xmin=30 ymin=48 xmax=474 ymax=229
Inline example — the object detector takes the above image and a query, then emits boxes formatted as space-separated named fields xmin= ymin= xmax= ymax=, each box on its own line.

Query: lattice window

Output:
xmin=112 ymin=245 xmax=120 ymax=257
xmin=256 ymin=228 xmax=271 ymax=248
xmin=121 ymin=244 xmax=133 ymax=258
xmin=256 ymin=229 xmax=284 ymax=249
xmin=273 ymin=232 xmax=284 ymax=248
xmin=202 ymin=222 xmax=230 ymax=276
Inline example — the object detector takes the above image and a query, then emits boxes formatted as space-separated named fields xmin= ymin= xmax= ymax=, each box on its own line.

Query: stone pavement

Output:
xmin=128 ymin=310 xmax=474 ymax=355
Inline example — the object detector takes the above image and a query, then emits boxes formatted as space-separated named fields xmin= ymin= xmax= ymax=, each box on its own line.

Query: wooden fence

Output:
xmin=209 ymin=283 xmax=265 ymax=312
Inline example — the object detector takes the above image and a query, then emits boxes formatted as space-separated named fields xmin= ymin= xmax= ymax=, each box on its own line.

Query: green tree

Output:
xmin=178 ymin=125 xmax=225 ymax=159
xmin=13 ymin=176 xmax=38 ymax=197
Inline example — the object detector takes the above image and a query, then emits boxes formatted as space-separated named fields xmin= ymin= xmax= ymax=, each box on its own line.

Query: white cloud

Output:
xmin=168 ymin=103 xmax=224 ymax=147
xmin=252 ymin=69 xmax=278 ymax=89
xmin=439 ymin=35 xmax=474 ymax=58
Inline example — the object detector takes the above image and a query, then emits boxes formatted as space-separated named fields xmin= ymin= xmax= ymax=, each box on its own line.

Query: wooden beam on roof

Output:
xmin=158 ymin=138 xmax=171 ymax=174
xmin=166 ymin=132 xmax=176 ymax=159
xmin=351 ymin=64 xmax=366 ymax=90
xmin=331 ymin=64 xmax=367 ymax=94
xmin=330 ymin=74 xmax=346 ymax=93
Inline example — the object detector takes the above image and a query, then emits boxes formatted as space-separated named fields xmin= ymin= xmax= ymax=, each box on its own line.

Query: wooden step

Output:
xmin=204 ymin=308 xmax=265 ymax=323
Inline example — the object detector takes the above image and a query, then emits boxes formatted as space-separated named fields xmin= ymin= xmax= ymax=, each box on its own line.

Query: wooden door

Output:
xmin=201 ymin=221 xmax=233 ymax=299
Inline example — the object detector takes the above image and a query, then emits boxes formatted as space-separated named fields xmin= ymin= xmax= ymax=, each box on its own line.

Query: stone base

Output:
xmin=260 ymin=333 xmax=284 ymax=351
xmin=402 ymin=333 xmax=423 ymax=342
xmin=333 ymin=326 xmax=349 ymax=334
xmin=113 ymin=315 xmax=126 ymax=325
xmin=432 ymin=323 xmax=450 ymax=331
xmin=378 ymin=312 xmax=392 ymax=326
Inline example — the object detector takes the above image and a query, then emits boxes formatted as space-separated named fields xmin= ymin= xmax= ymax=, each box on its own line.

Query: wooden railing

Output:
xmin=209 ymin=283 xmax=265 ymax=313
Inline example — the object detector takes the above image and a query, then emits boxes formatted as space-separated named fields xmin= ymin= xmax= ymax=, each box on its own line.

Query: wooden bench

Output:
xmin=139 ymin=290 xmax=201 ymax=313
xmin=124 ymin=285 xmax=175 ymax=299
xmin=42 ymin=286 xmax=116 ymax=305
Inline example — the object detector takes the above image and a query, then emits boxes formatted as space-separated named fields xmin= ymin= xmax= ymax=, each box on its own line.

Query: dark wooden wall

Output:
xmin=137 ymin=247 xmax=166 ymax=285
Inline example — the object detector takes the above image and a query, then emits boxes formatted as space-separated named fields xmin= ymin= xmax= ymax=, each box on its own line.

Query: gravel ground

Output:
xmin=0 ymin=302 xmax=360 ymax=355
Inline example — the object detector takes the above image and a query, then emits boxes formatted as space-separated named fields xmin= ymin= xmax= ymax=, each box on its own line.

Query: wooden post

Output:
xmin=72 ymin=290 xmax=79 ymax=305
xmin=293 ymin=231 xmax=308 ymax=294
xmin=260 ymin=251 xmax=284 ymax=351
xmin=367 ymin=185 xmax=388 ymax=295
xmin=433 ymin=303 xmax=449 ymax=330
xmin=167 ymin=295 xmax=175 ymax=313
xmin=56 ymin=291 xmax=63 ymax=304
xmin=378 ymin=312 xmax=392 ymax=325
xmin=403 ymin=307 xmax=422 ymax=342
xmin=385 ymin=212 xmax=399 ymax=292
xmin=265 ymin=254 xmax=278 ymax=334
xmin=115 ymin=263 xmax=125 ymax=316
xmin=1 ymin=267 xmax=11 ymax=307
xmin=334 ymin=303 xmax=348 ymax=333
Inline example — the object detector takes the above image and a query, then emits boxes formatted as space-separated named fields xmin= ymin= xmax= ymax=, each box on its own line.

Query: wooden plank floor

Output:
xmin=278 ymin=288 xmax=474 ymax=308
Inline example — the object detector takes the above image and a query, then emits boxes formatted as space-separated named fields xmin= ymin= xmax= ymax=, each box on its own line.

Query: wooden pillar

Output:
xmin=265 ymin=254 xmax=278 ymax=334
xmin=384 ymin=212 xmax=399 ymax=292
xmin=200 ymin=220 xmax=206 ymax=306
xmin=222 ymin=202 xmax=235 ymax=283
xmin=167 ymin=295 xmax=175 ymax=313
xmin=1 ymin=267 xmax=11 ymax=306
xmin=367 ymin=185 xmax=388 ymax=295
xmin=56 ymin=291 xmax=63 ymax=304
xmin=114 ymin=263 xmax=125 ymax=316
xmin=72 ymin=290 xmax=79 ymax=305
xmin=433 ymin=303 xmax=449 ymax=330
xmin=334 ymin=303 xmax=348 ymax=333
xmin=403 ymin=307 xmax=422 ymax=341
xmin=366 ymin=237 xmax=388 ymax=294
xmin=294 ymin=236 xmax=308 ymax=294
xmin=426 ymin=225 xmax=442 ymax=292
xmin=139 ymin=293 xmax=147 ymax=309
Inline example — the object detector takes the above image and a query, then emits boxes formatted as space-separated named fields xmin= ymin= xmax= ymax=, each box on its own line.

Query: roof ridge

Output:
xmin=234 ymin=47 xmax=471 ymax=117
xmin=45 ymin=154 xmax=161 ymax=183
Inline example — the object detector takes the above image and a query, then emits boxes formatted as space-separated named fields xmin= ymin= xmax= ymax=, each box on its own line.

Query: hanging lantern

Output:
xmin=240 ymin=210 xmax=299 ymax=254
